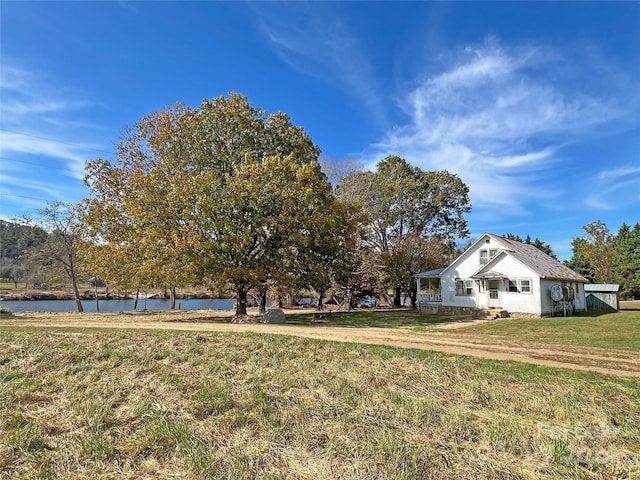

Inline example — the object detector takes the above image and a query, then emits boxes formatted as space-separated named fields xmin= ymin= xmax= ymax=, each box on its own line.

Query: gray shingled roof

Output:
xmin=489 ymin=234 xmax=588 ymax=282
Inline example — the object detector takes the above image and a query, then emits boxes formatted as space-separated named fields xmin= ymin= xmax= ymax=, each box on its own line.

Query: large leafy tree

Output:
xmin=293 ymin=196 xmax=361 ymax=311
xmin=612 ymin=223 xmax=640 ymax=298
xmin=82 ymin=93 xmax=338 ymax=315
xmin=194 ymin=154 xmax=355 ymax=314
xmin=338 ymin=155 xmax=470 ymax=307
xmin=82 ymin=124 xmax=197 ymax=309
xmin=565 ymin=221 xmax=616 ymax=283
xmin=565 ymin=220 xmax=640 ymax=299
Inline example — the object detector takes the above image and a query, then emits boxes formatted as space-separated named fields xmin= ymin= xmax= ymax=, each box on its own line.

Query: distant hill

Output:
xmin=0 ymin=220 xmax=48 ymax=261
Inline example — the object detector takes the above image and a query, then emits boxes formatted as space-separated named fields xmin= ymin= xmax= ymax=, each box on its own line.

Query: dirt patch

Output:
xmin=2 ymin=311 xmax=638 ymax=378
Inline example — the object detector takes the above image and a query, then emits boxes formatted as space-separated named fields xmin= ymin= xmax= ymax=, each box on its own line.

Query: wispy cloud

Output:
xmin=1 ymin=174 xmax=64 ymax=199
xmin=0 ymin=131 xmax=103 ymax=179
xmin=365 ymin=38 xmax=631 ymax=219
xmin=253 ymin=3 xmax=386 ymax=126
xmin=0 ymin=64 xmax=31 ymax=91
xmin=598 ymin=166 xmax=640 ymax=180
xmin=586 ymin=164 xmax=640 ymax=210
xmin=0 ymin=62 xmax=108 ymax=181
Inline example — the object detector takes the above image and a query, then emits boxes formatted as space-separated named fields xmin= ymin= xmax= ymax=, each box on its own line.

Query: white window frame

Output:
xmin=479 ymin=249 xmax=499 ymax=265
xmin=456 ymin=279 xmax=474 ymax=296
xmin=507 ymin=279 xmax=533 ymax=294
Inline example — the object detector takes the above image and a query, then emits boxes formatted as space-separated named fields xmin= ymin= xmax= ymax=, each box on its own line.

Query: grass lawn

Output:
xmin=286 ymin=308 xmax=640 ymax=351
xmin=439 ymin=310 xmax=640 ymax=351
xmin=285 ymin=309 xmax=469 ymax=329
xmin=1 ymin=328 xmax=638 ymax=479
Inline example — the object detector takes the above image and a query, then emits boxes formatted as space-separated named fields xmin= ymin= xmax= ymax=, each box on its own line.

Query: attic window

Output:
xmin=479 ymin=249 xmax=498 ymax=265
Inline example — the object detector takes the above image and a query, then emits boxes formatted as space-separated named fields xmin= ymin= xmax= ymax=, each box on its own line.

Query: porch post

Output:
xmin=416 ymin=277 xmax=421 ymax=310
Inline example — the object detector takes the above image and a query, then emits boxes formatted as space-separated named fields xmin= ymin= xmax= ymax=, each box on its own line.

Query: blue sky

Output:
xmin=1 ymin=2 xmax=638 ymax=260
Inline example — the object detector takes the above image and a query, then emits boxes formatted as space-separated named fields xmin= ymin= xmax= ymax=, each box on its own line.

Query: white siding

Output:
xmin=540 ymin=279 xmax=556 ymax=315
xmin=441 ymin=236 xmax=509 ymax=309
xmin=487 ymin=255 xmax=542 ymax=315
xmin=540 ymin=279 xmax=587 ymax=315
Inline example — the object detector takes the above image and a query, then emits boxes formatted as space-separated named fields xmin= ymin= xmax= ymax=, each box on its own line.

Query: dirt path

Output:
xmin=2 ymin=313 xmax=638 ymax=378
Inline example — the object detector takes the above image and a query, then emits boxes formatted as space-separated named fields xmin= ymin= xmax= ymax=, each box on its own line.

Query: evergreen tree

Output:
xmin=613 ymin=223 xmax=640 ymax=298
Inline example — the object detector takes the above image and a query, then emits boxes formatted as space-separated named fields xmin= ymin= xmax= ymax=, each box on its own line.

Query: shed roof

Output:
xmin=584 ymin=284 xmax=620 ymax=292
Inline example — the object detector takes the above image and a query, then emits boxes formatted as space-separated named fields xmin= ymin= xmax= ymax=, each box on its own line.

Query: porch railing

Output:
xmin=419 ymin=293 xmax=442 ymax=303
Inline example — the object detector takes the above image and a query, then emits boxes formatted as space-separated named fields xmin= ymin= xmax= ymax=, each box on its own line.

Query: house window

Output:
xmin=456 ymin=280 xmax=474 ymax=296
xmin=507 ymin=279 xmax=532 ymax=294
xmin=479 ymin=249 xmax=498 ymax=264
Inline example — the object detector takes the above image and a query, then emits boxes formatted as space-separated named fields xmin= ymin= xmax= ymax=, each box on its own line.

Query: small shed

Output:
xmin=584 ymin=284 xmax=620 ymax=312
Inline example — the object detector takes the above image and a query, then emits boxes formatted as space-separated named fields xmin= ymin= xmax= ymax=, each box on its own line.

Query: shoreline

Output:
xmin=0 ymin=289 xmax=225 ymax=302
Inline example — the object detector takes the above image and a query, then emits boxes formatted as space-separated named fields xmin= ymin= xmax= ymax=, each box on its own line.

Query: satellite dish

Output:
xmin=550 ymin=284 xmax=564 ymax=302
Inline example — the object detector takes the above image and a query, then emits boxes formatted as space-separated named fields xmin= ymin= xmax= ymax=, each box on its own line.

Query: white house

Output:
xmin=415 ymin=233 xmax=588 ymax=316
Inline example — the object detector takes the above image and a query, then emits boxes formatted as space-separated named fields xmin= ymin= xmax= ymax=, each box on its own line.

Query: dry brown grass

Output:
xmin=1 ymin=329 xmax=638 ymax=479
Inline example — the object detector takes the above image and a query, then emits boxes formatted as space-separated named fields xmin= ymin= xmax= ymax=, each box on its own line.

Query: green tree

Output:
xmin=612 ymin=223 xmax=640 ymax=298
xmin=504 ymin=233 xmax=556 ymax=259
xmin=0 ymin=261 xmax=25 ymax=288
xmin=194 ymin=155 xmax=352 ymax=316
xmin=82 ymin=93 xmax=332 ymax=316
xmin=294 ymin=197 xmax=361 ymax=311
xmin=565 ymin=221 xmax=616 ymax=283
xmin=337 ymin=155 xmax=470 ymax=307
xmin=0 ymin=221 xmax=48 ymax=287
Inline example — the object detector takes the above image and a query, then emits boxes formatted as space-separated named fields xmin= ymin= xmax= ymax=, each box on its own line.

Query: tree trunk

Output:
xmin=258 ymin=290 xmax=267 ymax=314
xmin=272 ymin=292 xmax=281 ymax=309
xmin=344 ymin=287 xmax=353 ymax=311
xmin=410 ymin=285 xmax=417 ymax=309
xmin=95 ymin=282 xmax=100 ymax=313
xmin=393 ymin=287 xmax=402 ymax=308
xmin=236 ymin=285 xmax=248 ymax=315
xmin=134 ymin=289 xmax=139 ymax=310
xmin=67 ymin=262 xmax=84 ymax=313
xmin=317 ymin=291 xmax=324 ymax=311
xmin=170 ymin=287 xmax=176 ymax=309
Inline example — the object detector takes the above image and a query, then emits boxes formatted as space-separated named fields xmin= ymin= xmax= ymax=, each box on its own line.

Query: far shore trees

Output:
xmin=81 ymin=93 xmax=356 ymax=315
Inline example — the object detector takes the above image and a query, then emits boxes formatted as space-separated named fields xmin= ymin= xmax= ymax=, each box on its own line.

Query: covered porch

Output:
xmin=415 ymin=268 xmax=444 ymax=309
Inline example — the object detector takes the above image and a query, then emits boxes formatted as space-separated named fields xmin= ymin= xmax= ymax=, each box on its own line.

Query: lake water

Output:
xmin=0 ymin=298 xmax=237 ymax=313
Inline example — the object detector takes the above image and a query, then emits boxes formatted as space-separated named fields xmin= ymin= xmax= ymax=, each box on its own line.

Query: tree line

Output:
xmin=565 ymin=221 xmax=640 ymax=299
xmin=2 ymin=93 xmax=637 ymax=312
